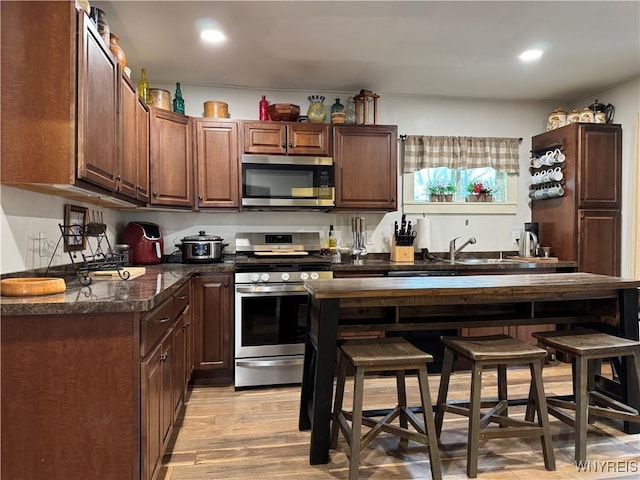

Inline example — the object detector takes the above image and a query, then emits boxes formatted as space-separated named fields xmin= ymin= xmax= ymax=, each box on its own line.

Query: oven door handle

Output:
xmin=236 ymin=285 xmax=308 ymax=294
xmin=236 ymin=358 xmax=305 ymax=367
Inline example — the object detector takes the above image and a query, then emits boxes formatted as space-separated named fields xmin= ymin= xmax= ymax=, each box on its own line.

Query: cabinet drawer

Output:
xmin=141 ymin=296 xmax=174 ymax=356
xmin=173 ymin=281 xmax=190 ymax=319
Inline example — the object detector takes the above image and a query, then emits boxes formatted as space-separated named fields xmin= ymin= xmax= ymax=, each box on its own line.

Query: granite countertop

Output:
xmin=0 ymin=262 xmax=234 ymax=316
xmin=1 ymin=253 xmax=577 ymax=316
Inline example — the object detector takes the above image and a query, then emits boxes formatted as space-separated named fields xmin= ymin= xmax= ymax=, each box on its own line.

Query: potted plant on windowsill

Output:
xmin=466 ymin=182 xmax=493 ymax=202
xmin=427 ymin=181 xmax=456 ymax=202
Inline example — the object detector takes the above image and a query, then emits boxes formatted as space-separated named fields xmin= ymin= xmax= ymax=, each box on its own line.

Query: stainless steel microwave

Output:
xmin=241 ymin=155 xmax=335 ymax=209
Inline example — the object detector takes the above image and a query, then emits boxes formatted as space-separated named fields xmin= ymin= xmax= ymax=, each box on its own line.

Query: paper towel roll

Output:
xmin=415 ymin=218 xmax=431 ymax=250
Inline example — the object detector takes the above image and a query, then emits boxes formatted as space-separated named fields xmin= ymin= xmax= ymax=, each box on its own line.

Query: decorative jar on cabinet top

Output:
xmin=109 ymin=34 xmax=126 ymax=68
xmin=307 ymin=95 xmax=326 ymax=123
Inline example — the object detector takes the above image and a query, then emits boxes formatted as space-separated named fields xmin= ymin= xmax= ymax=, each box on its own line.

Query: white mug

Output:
xmin=529 ymin=189 xmax=537 ymax=199
xmin=550 ymin=167 xmax=563 ymax=182
xmin=541 ymin=151 xmax=555 ymax=166
xmin=531 ymin=156 xmax=542 ymax=168
xmin=548 ymin=185 xmax=564 ymax=197
xmin=552 ymin=148 xmax=565 ymax=163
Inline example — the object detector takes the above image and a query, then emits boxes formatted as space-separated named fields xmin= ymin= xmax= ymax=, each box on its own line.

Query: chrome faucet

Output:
xmin=449 ymin=236 xmax=477 ymax=263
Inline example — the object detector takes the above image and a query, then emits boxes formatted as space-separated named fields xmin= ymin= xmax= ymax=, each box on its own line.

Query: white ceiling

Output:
xmin=94 ymin=1 xmax=640 ymax=101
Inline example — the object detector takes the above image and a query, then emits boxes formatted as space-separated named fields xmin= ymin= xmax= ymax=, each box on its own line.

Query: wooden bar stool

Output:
xmin=331 ymin=337 xmax=442 ymax=480
xmin=434 ymin=335 xmax=555 ymax=478
xmin=530 ymin=329 xmax=640 ymax=464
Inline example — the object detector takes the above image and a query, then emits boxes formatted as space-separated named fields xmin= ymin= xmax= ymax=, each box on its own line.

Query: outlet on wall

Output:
xmin=511 ymin=230 xmax=520 ymax=244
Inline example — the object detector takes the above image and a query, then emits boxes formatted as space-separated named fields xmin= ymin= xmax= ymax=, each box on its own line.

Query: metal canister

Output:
xmin=114 ymin=244 xmax=131 ymax=266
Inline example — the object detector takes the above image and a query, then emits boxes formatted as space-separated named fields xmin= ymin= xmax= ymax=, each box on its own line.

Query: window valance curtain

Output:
xmin=403 ymin=135 xmax=521 ymax=174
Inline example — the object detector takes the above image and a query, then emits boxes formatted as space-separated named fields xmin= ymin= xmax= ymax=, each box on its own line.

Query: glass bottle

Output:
xmin=345 ymin=97 xmax=356 ymax=124
xmin=137 ymin=68 xmax=149 ymax=102
xmin=259 ymin=95 xmax=269 ymax=121
xmin=307 ymin=95 xmax=326 ymax=123
xmin=173 ymin=82 xmax=185 ymax=114
xmin=331 ymin=98 xmax=344 ymax=114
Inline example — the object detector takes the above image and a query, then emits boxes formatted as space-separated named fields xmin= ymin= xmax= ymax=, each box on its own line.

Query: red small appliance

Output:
xmin=122 ymin=222 xmax=164 ymax=265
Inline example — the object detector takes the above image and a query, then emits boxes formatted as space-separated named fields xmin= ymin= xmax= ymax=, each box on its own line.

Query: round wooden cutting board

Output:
xmin=0 ymin=277 xmax=66 ymax=296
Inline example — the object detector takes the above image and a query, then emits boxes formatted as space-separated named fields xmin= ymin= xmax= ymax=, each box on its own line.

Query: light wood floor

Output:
xmin=159 ymin=362 xmax=640 ymax=479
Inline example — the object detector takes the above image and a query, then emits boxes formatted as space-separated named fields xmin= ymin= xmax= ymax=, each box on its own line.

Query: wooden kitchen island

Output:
xmin=299 ymin=273 xmax=640 ymax=465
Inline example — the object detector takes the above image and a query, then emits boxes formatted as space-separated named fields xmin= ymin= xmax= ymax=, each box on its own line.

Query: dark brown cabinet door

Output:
xmin=578 ymin=125 xmax=622 ymax=209
xmin=150 ymin=108 xmax=193 ymax=207
xmin=172 ymin=315 xmax=186 ymax=420
xmin=160 ymin=332 xmax=174 ymax=448
xmin=119 ymin=72 xmax=138 ymax=199
xmin=194 ymin=275 xmax=233 ymax=374
xmin=141 ymin=342 xmax=162 ymax=480
xmin=287 ymin=123 xmax=331 ymax=155
xmin=243 ymin=121 xmax=287 ymax=154
xmin=243 ymin=122 xmax=331 ymax=156
xmin=77 ymin=12 xmax=118 ymax=191
xmin=578 ymin=209 xmax=621 ymax=276
xmin=195 ymin=120 xmax=240 ymax=208
xmin=136 ymin=98 xmax=151 ymax=203
xmin=333 ymin=125 xmax=397 ymax=210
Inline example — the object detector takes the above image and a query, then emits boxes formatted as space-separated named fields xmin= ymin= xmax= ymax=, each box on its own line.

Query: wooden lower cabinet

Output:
xmin=141 ymin=335 xmax=165 ymax=480
xmin=193 ymin=274 xmax=234 ymax=384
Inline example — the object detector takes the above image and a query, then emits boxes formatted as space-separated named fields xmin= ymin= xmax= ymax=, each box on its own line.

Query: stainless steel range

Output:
xmin=234 ymin=232 xmax=333 ymax=388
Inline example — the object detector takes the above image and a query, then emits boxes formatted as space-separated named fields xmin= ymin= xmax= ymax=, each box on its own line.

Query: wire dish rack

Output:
xmin=54 ymin=222 xmax=130 ymax=285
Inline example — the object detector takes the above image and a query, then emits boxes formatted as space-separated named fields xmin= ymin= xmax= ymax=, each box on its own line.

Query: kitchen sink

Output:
xmin=453 ymin=258 xmax=525 ymax=265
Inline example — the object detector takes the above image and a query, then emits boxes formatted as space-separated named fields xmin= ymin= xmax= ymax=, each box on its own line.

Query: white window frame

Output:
xmin=402 ymin=172 xmax=518 ymax=214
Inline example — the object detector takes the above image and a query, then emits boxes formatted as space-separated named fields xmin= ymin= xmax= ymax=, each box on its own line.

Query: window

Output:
xmin=402 ymin=135 xmax=520 ymax=214
xmin=413 ymin=167 xmax=507 ymax=202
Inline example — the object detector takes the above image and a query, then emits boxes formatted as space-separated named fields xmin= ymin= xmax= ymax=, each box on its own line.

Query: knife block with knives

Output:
xmin=390 ymin=214 xmax=416 ymax=262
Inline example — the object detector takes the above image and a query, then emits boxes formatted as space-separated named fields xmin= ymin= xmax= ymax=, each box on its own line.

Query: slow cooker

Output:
xmin=178 ymin=230 xmax=227 ymax=263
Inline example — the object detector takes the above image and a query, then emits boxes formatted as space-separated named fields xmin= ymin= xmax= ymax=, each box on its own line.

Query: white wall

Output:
xmin=2 ymin=77 xmax=638 ymax=274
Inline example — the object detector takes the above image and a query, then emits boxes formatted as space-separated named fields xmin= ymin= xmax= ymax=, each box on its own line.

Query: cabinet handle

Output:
xmin=281 ymin=143 xmax=286 ymax=148
xmin=184 ymin=322 xmax=191 ymax=327
xmin=223 ymin=282 xmax=229 ymax=288
xmin=158 ymin=316 xmax=170 ymax=324
xmin=153 ymin=191 xmax=158 ymax=197
xmin=198 ymin=195 xmax=203 ymax=201
xmin=160 ymin=352 xmax=168 ymax=362
xmin=179 ymin=295 xmax=188 ymax=300
xmin=116 ymin=175 xmax=121 ymax=181
xmin=289 ymin=143 xmax=294 ymax=148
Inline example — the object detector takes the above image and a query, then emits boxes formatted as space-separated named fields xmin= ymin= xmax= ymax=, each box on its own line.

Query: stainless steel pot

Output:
xmin=178 ymin=230 xmax=228 ymax=263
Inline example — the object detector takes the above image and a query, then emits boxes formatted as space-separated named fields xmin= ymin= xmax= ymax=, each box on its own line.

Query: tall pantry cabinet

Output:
xmin=531 ymin=123 xmax=622 ymax=276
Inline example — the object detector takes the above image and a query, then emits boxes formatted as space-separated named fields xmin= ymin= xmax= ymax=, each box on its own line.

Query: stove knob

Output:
xmin=280 ymin=272 xmax=290 ymax=281
xmin=300 ymin=272 xmax=309 ymax=281
xmin=260 ymin=273 xmax=270 ymax=282
xmin=310 ymin=272 xmax=320 ymax=280
xmin=250 ymin=273 xmax=260 ymax=283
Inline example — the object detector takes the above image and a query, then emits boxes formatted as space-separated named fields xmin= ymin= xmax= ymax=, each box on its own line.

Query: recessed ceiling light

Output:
xmin=200 ymin=29 xmax=226 ymax=44
xmin=519 ymin=49 xmax=543 ymax=62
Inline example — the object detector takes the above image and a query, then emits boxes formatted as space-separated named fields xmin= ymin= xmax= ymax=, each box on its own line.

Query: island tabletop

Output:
xmin=299 ymin=272 xmax=640 ymax=465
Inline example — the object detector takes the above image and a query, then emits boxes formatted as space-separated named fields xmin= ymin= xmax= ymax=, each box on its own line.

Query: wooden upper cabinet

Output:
xmin=119 ymin=73 xmax=139 ymax=199
xmin=1 ymin=1 xmax=76 ymax=184
xmin=577 ymin=125 xmax=622 ymax=209
xmin=149 ymin=108 xmax=193 ymax=207
xmin=120 ymin=74 xmax=150 ymax=204
xmin=136 ymin=99 xmax=151 ymax=203
xmin=194 ymin=119 xmax=240 ymax=209
xmin=77 ymin=11 xmax=119 ymax=191
xmin=333 ymin=125 xmax=398 ymax=210
xmin=243 ymin=121 xmax=331 ymax=156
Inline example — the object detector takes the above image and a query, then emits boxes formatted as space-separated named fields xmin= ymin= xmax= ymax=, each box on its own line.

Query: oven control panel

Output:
xmin=235 ymin=271 xmax=333 ymax=284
